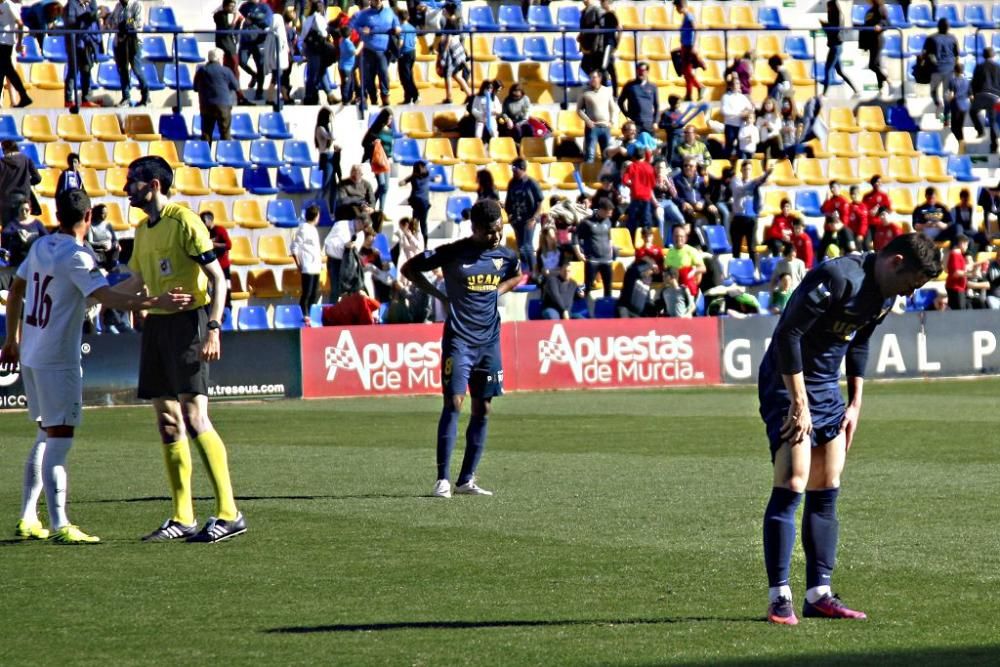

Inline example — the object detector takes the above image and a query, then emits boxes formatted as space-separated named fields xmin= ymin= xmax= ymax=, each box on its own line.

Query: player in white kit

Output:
xmin=1 ymin=190 xmax=191 ymax=544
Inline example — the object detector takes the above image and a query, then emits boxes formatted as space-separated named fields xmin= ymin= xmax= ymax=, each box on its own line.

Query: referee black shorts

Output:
xmin=138 ymin=309 xmax=209 ymax=400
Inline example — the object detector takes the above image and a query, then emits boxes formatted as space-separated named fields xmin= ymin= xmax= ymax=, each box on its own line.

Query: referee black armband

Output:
xmin=191 ymin=250 xmax=218 ymax=265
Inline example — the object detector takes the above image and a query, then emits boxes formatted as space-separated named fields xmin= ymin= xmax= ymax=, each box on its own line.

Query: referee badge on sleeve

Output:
xmin=158 ymin=258 xmax=173 ymax=277
xmin=806 ymin=283 xmax=831 ymax=306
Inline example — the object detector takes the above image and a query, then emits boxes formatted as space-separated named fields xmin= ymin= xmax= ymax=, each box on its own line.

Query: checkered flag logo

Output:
xmin=537 ymin=325 xmax=581 ymax=380
xmin=538 ymin=338 xmax=571 ymax=364
xmin=324 ymin=330 xmax=370 ymax=388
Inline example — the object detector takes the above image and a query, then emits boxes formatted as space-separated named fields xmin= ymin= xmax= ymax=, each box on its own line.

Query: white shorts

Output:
xmin=22 ymin=366 xmax=83 ymax=428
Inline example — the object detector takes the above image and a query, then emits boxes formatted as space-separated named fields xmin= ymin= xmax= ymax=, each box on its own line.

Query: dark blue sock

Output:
xmin=803 ymin=488 xmax=840 ymax=590
xmin=763 ymin=487 xmax=803 ymax=587
xmin=456 ymin=414 xmax=488 ymax=486
xmin=436 ymin=405 xmax=461 ymax=481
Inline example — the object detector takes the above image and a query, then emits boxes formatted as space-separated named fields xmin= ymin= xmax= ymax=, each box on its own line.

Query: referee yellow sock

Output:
xmin=162 ymin=438 xmax=195 ymax=526
xmin=193 ymin=430 xmax=238 ymax=521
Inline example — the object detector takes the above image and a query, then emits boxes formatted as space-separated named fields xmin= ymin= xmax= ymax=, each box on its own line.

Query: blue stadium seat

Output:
xmin=174 ymin=35 xmax=204 ymax=63
xmin=759 ymin=256 xmax=780 ymax=283
xmin=498 ymin=5 xmax=530 ymax=31
xmin=695 ymin=291 xmax=705 ymax=316
xmin=813 ymin=62 xmax=843 ymax=85
xmin=215 ymin=140 xmax=252 ymax=168
xmin=523 ymin=37 xmax=554 ymax=62
xmin=704 ymin=224 xmax=732 ymax=254
xmin=309 ymin=167 xmax=324 ymax=191
xmin=550 ymin=62 xmax=584 ymax=87
xmin=41 ymin=35 xmax=67 ymax=62
xmin=756 ymin=290 xmax=772 ymax=314
xmin=231 ymin=113 xmax=260 ymax=140
xmin=277 ymin=165 xmax=309 ymax=193
xmin=910 ymin=4 xmax=935 ymax=28
xmin=887 ymin=103 xmax=919 ymax=131
xmin=948 ymin=155 xmax=978 ymax=182
xmin=553 ymin=35 xmax=582 ymax=62
xmin=222 ymin=307 xmax=235 ymax=331
xmin=795 ymin=190 xmax=823 ymax=218
xmin=851 ymin=4 xmax=867 ymax=26
xmin=593 ymin=296 xmax=616 ymax=319
xmin=96 ymin=34 xmax=113 ymax=63
xmin=267 ymin=199 xmax=298 ymax=227
xmin=556 ymin=5 xmax=581 ymax=29
xmin=907 ymin=288 xmax=938 ymax=311
xmin=372 ymin=233 xmax=392 ymax=259
xmin=282 ymin=140 xmax=315 ymax=167
xmin=446 ymin=195 xmax=472 ymax=223
xmin=17 ymin=36 xmax=43 ymax=63
xmin=784 ymin=36 xmax=811 ymax=60
xmin=570 ymin=298 xmax=590 ymax=319
xmin=526 ymin=298 xmax=543 ymax=320
xmin=274 ymin=304 xmax=305 ymax=329
xmin=259 ymin=112 xmax=293 ymax=139
xmin=0 ymin=115 xmax=24 ymax=141
xmin=238 ymin=306 xmax=269 ymax=330
xmin=191 ymin=114 xmax=222 ymax=141
xmin=936 ymin=4 xmax=965 ymax=28
xmin=158 ymin=113 xmax=192 ymax=140
xmin=163 ymin=63 xmax=193 ymax=90
xmin=182 ymin=140 xmax=218 ymax=168
xmin=916 ymin=131 xmax=949 ymax=156
xmin=468 ymin=6 xmax=499 ymax=32
xmin=963 ymin=33 xmax=987 ymax=57
xmin=243 ymin=167 xmax=279 ymax=195
xmin=141 ymin=36 xmax=171 ymax=63
xmin=758 ymin=7 xmax=787 ymax=30
xmin=393 ymin=137 xmax=422 ymax=166
xmin=906 ymin=33 xmax=926 ymax=56
xmin=18 ymin=143 xmax=42 ymax=169
xmin=883 ymin=34 xmax=904 ymax=59
xmin=309 ymin=303 xmax=323 ymax=326
xmin=728 ymin=258 xmax=758 ymax=286
xmin=300 ymin=199 xmax=333 ymax=226
xmin=428 ymin=163 xmax=455 ymax=192
xmin=495 ymin=36 xmax=526 ymax=62
xmin=249 ymin=139 xmax=283 ymax=167
xmin=527 ymin=5 xmax=557 ymax=31
xmin=148 ymin=6 xmax=182 ymax=32
xmin=95 ymin=62 xmax=121 ymax=90
xmin=993 ymin=5 xmax=1000 ymax=28
xmin=886 ymin=4 xmax=910 ymax=28
xmin=137 ymin=62 xmax=166 ymax=91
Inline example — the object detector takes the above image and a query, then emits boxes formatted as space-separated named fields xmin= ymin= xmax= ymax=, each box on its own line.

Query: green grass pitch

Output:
xmin=1 ymin=379 xmax=998 ymax=666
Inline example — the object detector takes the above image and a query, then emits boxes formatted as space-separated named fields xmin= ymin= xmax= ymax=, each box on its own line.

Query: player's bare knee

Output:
xmin=446 ymin=395 xmax=464 ymax=413
xmin=785 ymin=475 xmax=809 ymax=494
xmin=471 ymin=399 xmax=491 ymax=418
xmin=157 ymin=414 xmax=182 ymax=442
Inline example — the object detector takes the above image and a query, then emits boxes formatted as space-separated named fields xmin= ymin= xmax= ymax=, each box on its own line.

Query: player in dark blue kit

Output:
xmin=758 ymin=233 xmax=940 ymax=625
xmin=402 ymin=199 xmax=522 ymax=498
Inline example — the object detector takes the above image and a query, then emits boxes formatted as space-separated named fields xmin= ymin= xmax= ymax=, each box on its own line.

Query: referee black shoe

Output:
xmin=142 ymin=519 xmax=199 ymax=542
xmin=187 ymin=513 xmax=247 ymax=544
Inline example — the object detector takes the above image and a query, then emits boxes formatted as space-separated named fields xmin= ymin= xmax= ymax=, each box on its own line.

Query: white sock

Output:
xmin=769 ymin=585 xmax=793 ymax=603
xmin=806 ymin=585 xmax=832 ymax=604
xmin=20 ymin=429 xmax=46 ymax=523
xmin=42 ymin=437 xmax=73 ymax=530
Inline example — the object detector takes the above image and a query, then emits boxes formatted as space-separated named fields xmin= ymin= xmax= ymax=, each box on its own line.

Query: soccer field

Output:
xmin=1 ymin=380 xmax=998 ymax=666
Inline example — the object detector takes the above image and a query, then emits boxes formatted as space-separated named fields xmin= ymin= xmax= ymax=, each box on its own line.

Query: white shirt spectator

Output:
xmin=0 ymin=0 xmax=20 ymax=46
xmin=290 ymin=223 xmax=323 ymax=274
xmin=577 ymin=84 xmax=618 ymax=127
xmin=322 ymin=219 xmax=365 ymax=260
xmin=738 ymin=123 xmax=759 ymax=155
xmin=722 ymin=91 xmax=754 ymax=127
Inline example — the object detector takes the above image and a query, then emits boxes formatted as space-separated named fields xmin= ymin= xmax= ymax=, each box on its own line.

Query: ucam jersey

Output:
xmin=762 ymin=253 xmax=893 ymax=384
xmin=15 ymin=233 xmax=108 ymax=370
xmin=407 ymin=238 xmax=519 ymax=345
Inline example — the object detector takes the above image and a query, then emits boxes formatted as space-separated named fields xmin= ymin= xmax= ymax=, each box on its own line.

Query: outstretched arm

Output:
xmin=0 ymin=277 xmax=26 ymax=368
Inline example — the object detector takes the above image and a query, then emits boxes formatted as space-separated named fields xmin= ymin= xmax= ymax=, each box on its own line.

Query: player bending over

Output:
xmin=759 ymin=233 xmax=940 ymax=624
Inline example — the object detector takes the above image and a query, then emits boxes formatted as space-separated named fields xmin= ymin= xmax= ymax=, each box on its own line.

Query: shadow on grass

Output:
xmin=74 ymin=494 xmax=417 ymax=504
xmin=617 ymin=645 xmax=1000 ymax=667
xmin=266 ymin=616 xmax=757 ymax=634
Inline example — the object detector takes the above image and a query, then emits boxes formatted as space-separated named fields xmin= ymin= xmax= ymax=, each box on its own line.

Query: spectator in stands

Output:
xmin=505 ymin=157 xmax=544 ymax=275
xmin=769 ymin=243 xmax=806 ymax=291
xmin=923 ymin=18 xmax=959 ymax=118
xmin=672 ymin=125 xmax=711 ymax=169
xmin=978 ymin=180 xmax=1000 ymax=235
xmin=674 ymin=0 xmax=701 ymax=101
xmin=361 ymin=108 xmax=394 ymax=212
xmin=55 ymin=153 xmax=84 ymax=197
xmin=86 ymin=204 xmax=120 ymax=273
xmin=470 ymin=79 xmax=502 ymax=141
xmin=435 ymin=5 xmax=470 ymax=104
xmin=359 ymin=227 xmax=393 ymax=303
xmin=847 ymin=185 xmax=871 ymax=251
xmin=578 ymin=69 xmax=618 ymax=163
xmin=821 ymin=0 xmax=857 ymax=96
xmin=819 ymin=211 xmax=856 ymax=259
xmin=18 ymin=0 xmax=61 ymax=45
xmin=971 ymin=48 xmax=1000 ymax=152
xmin=622 ymin=150 xmax=656 ymax=235
xmin=618 ymin=61 xmax=659 ymax=136
xmin=548 ymin=195 xmax=589 ymax=258
xmin=872 ymin=206 xmax=901 ymax=251
xmin=730 ymin=160 xmax=773 ymax=267
xmin=660 ymin=266 xmax=694 ymax=318
xmin=657 ymin=95 xmax=686 ymax=161
xmin=635 ymin=226 xmax=664 ymax=281
xmin=323 ymin=216 xmax=367 ymax=303
xmin=862 ymin=175 xmax=892 ymax=219
xmin=535 ymin=222 xmax=562 ymax=281
xmin=591 ymin=174 xmax=624 ymax=225
xmin=757 ymin=98 xmax=783 ymax=159
xmin=605 ymin=120 xmax=642 ymax=175
xmin=500 ymin=83 xmax=532 ymax=142
xmin=912 ymin=186 xmax=952 ymax=240
xmin=263 ymin=3 xmax=293 ymax=105
xmin=238 ymin=0 xmax=274 ymax=102
xmin=105 ymin=0 xmax=148 ymax=107
xmin=392 ymin=215 xmax=423 ymax=283
xmin=598 ymin=0 xmax=620 ymax=94
xmin=352 ymin=0 xmax=400 ymax=106
xmin=63 ymin=0 xmax=100 ymax=108
xmin=945 ymin=234 xmax=969 ymax=310
xmin=540 ymin=259 xmax=583 ymax=320
xmin=765 ymin=55 xmax=792 ymax=102
xmin=578 ymin=0 xmax=604 ymax=83
xmin=214 ymin=0 xmax=246 ymax=101
xmin=336 ymin=164 xmax=375 ymax=222
xmin=765 ymin=198 xmax=797 ymax=257
xmin=291 ymin=204 xmax=323 ymax=322
xmin=337 ymin=24 xmax=358 ymax=105
xmin=705 ymin=163 xmax=732 ymax=235
xmin=200 ymin=210 xmax=232 ymax=311
xmin=737 ymin=111 xmax=759 ymax=159
xmin=952 ymin=188 xmax=983 ymax=251
xmin=947 ymin=62 xmax=971 ymax=145
xmin=721 ymin=76 xmax=753 ymax=158
xmin=195 ymin=49 xmax=240 ymax=143
xmin=769 ymin=272 xmax=794 ymax=314
xmin=820 ymin=180 xmax=850 ymax=224
xmin=654 ymin=160 xmax=685 ymax=242
xmin=617 ymin=257 xmax=658 ymax=318
xmin=983 ymin=249 xmax=1000 ymax=309
xmin=314 ymin=106 xmax=342 ymax=215
xmin=724 ymin=51 xmax=754 ymax=95
xmin=1 ymin=197 xmax=46 ymax=285
xmin=574 ymin=198 xmax=615 ymax=297
xmin=299 ymin=0 xmax=333 ymax=105
xmin=0 ymin=0 xmax=31 ymax=108
xmin=790 ymin=218 xmax=815 ymax=268
xmin=673 ymin=158 xmax=715 ymax=245
xmin=0 ymin=141 xmax=40 ymax=224
xmin=860 ymin=0 xmax=889 ymax=96
xmin=664 ymin=225 xmax=704 ymax=297
xmin=397 ymin=8 xmax=419 ymax=104
xmin=474 ymin=168 xmax=499 ymax=202
xmin=399 ymin=160 xmax=429 ymax=245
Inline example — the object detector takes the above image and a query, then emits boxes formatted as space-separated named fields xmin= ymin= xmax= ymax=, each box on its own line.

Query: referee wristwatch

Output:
xmin=207 ymin=319 xmax=222 ymax=331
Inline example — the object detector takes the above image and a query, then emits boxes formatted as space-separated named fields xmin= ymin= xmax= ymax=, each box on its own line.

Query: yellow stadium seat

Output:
xmin=30 ymin=62 xmax=63 ymax=89
xmin=701 ymin=5 xmax=730 ymax=29
xmin=594 ymin=261 xmax=627 ymax=291
xmin=549 ymin=162 xmax=578 ymax=190
xmin=918 ymin=155 xmax=952 ymax=183
xmin=79 ymin=141 xmax=113 ymax=170
xmin=797 ymin=158 xmax=827 ymax=186
xmin=471 ymin=35 xmax=496 ymax=62
xmin=22 ymin=114 xmax=57 ymax=142
xmin=858 ymin=157 xmax=888 ymax=184
xmin=771 ymin=159 xmax=802 ymax=187
xmin=431 ymin=111 xmax=462 ymax=138
xmin=567 ymin=261 xmax=585 ymax=285
xmin=124 ymin=114 xmax=161 ymax=141
xmin=415 ymin=36 xmax=435 ymax=62
xmin=728 ymin=35 xmax=753 ymax=59
xmin=886 ymin=131 xmax=920 ymax=157
xmin=57 ymin=114 xmax=92 ymax=142
xmin=175 ymin=166 xmax=211 ymax=196
xmin=103 ymin=202 xmax=129 ymax=232
xmin=762 ymin=189 xmax=791 ymax=217
xmin=580 ymin=162 xmax=602 ymax=189
xmin=282 ymin=268 xmax=302 ymax=297
xmin=523 ymin=83 xmax=554 ymax=104
xmin=617 ymin=4 xmax=642 ymax=29
xmin=615 ymin=60 xmax=635 ymax=86
xmin=888 ymin=156 xmax=920 ymax=183
xmin=149 ymin=140 xmax=182 ymax=169
xmin=36 ymin=168 xmax=60 ymax=198
xmin=79 ymin=168 xmax=106 ymax=197
xmin=755 ymin=35 xmax=786 ymax=60
xmin=209 ymin=166 xmax=246 ymax=195
xmin=105 ymin=167 xmax=128 ymax=196
xmin=44 ymin=142 xmax=72 ymax=168
xmin=112 ymin=141 xmax=142 ymax=167
xmin=453 ymin=163 xmax=478 ymax=192
xmin=828 ymin=107 xmax=860 ymax=133
xmin=751 ymin=59 xmax=776 ymax=86
xmin=258 ymin=234 xmax=295 ymax=265
xmin=640 ymin=36 xmax=670 ymax=61
xmin=230 ymin=273 xmax=250 ymax=301
xmin=247 ymin=269 xmax=283 ymax=298
xmin=234 ymin=200 xmax=268 ymax=229
xmin=699 ymin=60 xmax=724 ymax=88
xmin=456 ymin=138 xmax=491 ymax=165
xmin=425 ymin=137 xmax=459 ymax=165
xmin=518 ymin=63 xmax=544 ymax=85
xmin=858 ymin=131 xmax=889 ymax=157
xmin=556 ymin=109 xmax=585 ymax=139
xmin=644 ymin=61 xmax=670 ymax=87
xmin=828 ymin=132 xmax=859 ymax=158
xmin=786 ymin=60 xmax=814 ymax=86
xmin=634 ymin=226 xmax=664 ymax=250
xmin=617 ymin=35 xmax=636 ymax=62
xmin=857 ymin=106 xmax=889 ymax=132
xmin=199 ymin=200 xmax=235 ymax=229
xmin=486 ymin=163 xmax=512 ymax=191
xmin=533 ymin=109 xmax=555 ymax=132
xmin=400 ymin=111 xmax=434 ymax=139
xmin=489 ymin=137 xmax=518 ymax=163
xmin=699 ymin=35 xmax=727 ymax=61
xmin=889 ymin=187 xmax=915 ymax=214
xmin=945 ymin=186 xmax=971 ymax=207
xmin=525 ymin=161 xmax=551 ymax=189
xmin=610 ymin=227 xmax=635 ymax=257
xmin=35 ymin=203 xmax=54 ymax=229
xmin=828 ymin=157 xmax=861 ymax=185
xmin=92 ymin=114 xmax=127 ymax=142
xmin=521 ymin=136 xmax=554 ymax=164
xmin=645 ymin=4 xmax=674 ymax=30
xmin=230 ymin=236 xmax=259 ymax=265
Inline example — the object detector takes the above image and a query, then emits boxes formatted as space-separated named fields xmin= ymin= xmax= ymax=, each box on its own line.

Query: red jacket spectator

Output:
xmin=791 ymin=228 xmax=815 ymax=268
xmin=820 ymin=193 xmax=849 ymax=223
xmin=946 ymin=248 xmax=967 ymax=291
xmin=321 ymin=292 xmax=381 ymax=326
xmin=766 ymin=214 xmax=795 ymax=243
xmin=862 ymin=189 xmax=891 ymax=217
xmin=635 ymin=243 xmax=664 ymax=273
xmin=872 ymin=219 xmax=902 ymax=250
xmin=208 ymin=224 xmax=232 ymax=270
xmin=846 ymin=201 xmax=870 ymax=239
xmin=622 ymin=159 xmax=656 ymax=202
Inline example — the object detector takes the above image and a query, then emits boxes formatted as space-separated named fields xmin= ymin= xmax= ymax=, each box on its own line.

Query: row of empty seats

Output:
xmin=17 ymin=34 xmax=205 ymax=67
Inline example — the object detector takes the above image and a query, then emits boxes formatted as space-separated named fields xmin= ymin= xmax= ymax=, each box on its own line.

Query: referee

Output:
xmin=116 ymin=156 xmax=246 ymax=543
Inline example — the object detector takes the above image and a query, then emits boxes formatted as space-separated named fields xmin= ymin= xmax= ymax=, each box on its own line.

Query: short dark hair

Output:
xmin=469 ymin=198 xmax=502 ymax=228
xmin=92 ymin=203 xmax=107 ymax=220
xmin=55 ymin=189 xmax=91 ymax=229
xmin=925 ymin=186 xmax=937 ymax=198
xmin=956 ymin=234 xmax=970 ymax=245
xmin=200 ymin=211 xmax=214 ymax=223
xmin=305 ymin=204 xmax=320 ymax=222
xmin=1 ymin=139 xmax=19 ymax=154
xmin=67 ymin=152 xmax=80 ymax=168
xmin=879 ymin=233 xmax=942 ymax=278
xmin=664 ymin=266 xmax=679 ymax=280
xmin=129 ymin=156 xmax=174 ymax=192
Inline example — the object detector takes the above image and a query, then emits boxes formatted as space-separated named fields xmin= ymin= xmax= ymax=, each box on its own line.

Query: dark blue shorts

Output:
xmin=441 ymin=336 xmax=504 ymax=400
xmin=758 ymin=368 xmax=845 ymax=461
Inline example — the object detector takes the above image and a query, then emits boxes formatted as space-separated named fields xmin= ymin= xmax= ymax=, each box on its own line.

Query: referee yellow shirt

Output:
xmin=128 ymin=203 xmax=214 ymax=314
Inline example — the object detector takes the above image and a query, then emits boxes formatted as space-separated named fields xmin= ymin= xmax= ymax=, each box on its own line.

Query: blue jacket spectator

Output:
xmin=617 ymin=63 xmax=659 ymax=135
